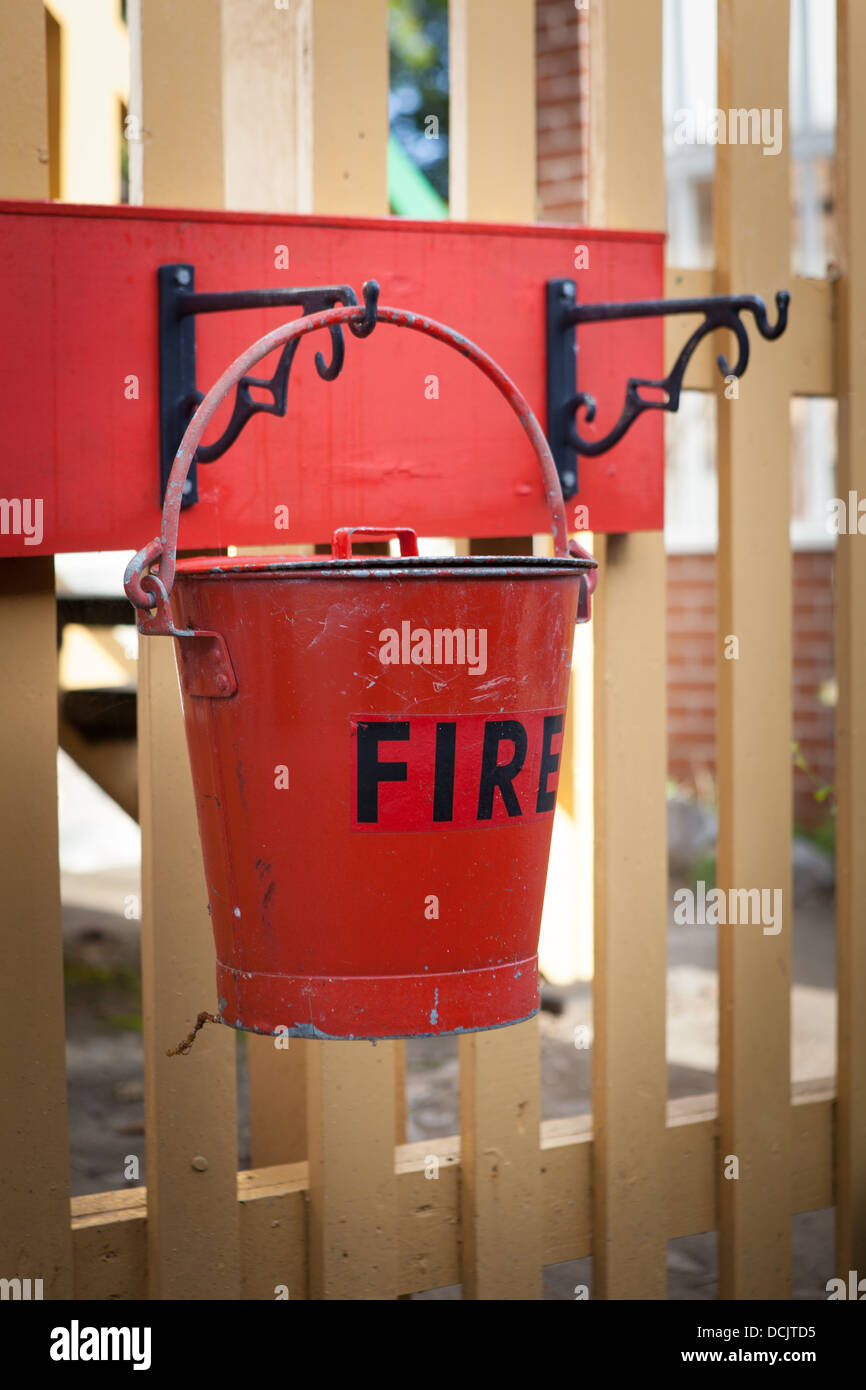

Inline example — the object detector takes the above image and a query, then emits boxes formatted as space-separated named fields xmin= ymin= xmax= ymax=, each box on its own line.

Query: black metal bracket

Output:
xmin=545 ymin=279 xmax=790 ymax=499
xmin=158 ymin=265 xmax=379 ymax=506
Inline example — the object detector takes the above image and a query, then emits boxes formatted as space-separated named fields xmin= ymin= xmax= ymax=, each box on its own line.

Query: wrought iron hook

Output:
xmin=158 ymin=269 xmax=379 ymax=504
xmin=546 ymin=281 xmax=790 ymax=493
xmin=313 ymin=324 xmax=347 ymax=381
xmin=348 ymin=279 xmax=380 ymax=338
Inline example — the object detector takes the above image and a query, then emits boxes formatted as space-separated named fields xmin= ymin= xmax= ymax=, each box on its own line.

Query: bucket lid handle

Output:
xmin=331 ymin=526 xmax=419 ymax=559
xmin=125 ymin=295 xmax=589 ymax=624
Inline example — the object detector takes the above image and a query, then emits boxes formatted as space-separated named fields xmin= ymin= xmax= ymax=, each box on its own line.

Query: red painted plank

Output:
xmin=0 ymin=201 xmax=664 ymax=554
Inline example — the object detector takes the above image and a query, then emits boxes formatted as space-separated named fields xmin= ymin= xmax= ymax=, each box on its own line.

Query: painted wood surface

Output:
xmin=588 ymin=0 xmax=669 ymax=1300
xmin=0 ymin=201 xmax=665 ymax=555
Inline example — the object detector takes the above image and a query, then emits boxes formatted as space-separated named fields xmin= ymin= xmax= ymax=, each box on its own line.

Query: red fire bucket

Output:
xmin=125 ymin=297 xmax=597 ymax=1039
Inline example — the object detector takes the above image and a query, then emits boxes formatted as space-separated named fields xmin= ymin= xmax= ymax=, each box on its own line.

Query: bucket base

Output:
xmin=216 ymin=957 xmax=539 ymax=1040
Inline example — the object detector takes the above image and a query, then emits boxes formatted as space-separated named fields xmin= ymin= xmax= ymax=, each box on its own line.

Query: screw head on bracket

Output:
xmin=175 ymin=267 xmax=192 ymax=287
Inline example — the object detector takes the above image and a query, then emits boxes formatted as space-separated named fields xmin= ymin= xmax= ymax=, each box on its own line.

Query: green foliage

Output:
xmin=389 ymin=0 xmax=449 ymax=203
xmin=795 ymin=817 xmax=836 ymax=858
xmin=104 ymin=1012 xmax=143 ymax=1033
xmin=64 ymin=961 xmax=142 ymax=1032
xmin=690 ymin=850 xmax=717 ymax=892
xmin=390 ymin=0 xmax=439 ymax=66
xmin=792 ymin=740 xmax=837 ymax=815
xmin=64 ymin=962 xmax=140 ymax=991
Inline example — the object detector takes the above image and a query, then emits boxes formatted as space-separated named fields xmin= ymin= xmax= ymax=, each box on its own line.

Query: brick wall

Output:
xmin=667 ymin=551 xmax=836 ymax=826
xmin=791 ymin=550 xmax=836 ymax=825
xmin=536 ymin=0 xmax=589 ymax=222
xmin=667 ymin=554 xmax=717 ymax=787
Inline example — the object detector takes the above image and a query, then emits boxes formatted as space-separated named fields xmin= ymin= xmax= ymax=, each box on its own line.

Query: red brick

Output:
xmin=538 ymin=75 xmax=583 ymax=102
xmin=537 ymin=51 xmax=581 ymax=80
xmin=537 ymin=25 xmax=578 ymax=57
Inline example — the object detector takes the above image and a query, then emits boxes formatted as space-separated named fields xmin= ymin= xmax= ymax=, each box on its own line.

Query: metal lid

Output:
xmin=173 ymin=552 xmax=596 ymax=579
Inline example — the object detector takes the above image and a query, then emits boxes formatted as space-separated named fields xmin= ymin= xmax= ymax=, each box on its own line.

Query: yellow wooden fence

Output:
xmin=0 ymin=0 xmax=863 ymax=1300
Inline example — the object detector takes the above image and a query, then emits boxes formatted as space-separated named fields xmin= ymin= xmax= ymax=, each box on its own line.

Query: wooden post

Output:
xmin=715 ymin=0 xmax=792 ymax=1299
xmin=295 ymin=0 xmax=399 ymax=1299
xmin=588 ymin=0 xmax=669 ymax=1299
xmin=296 ymin=0 xmax=389 ymax=217
xmin=0 ymin=564 xmax=74 ymax=1300
xmin=42 ymin=0 xmax=129 ymax=204
xmin=532 ymin=531 xmax=596 ymax=987
xmin=306 ymin=1042 xmax=398 ymax=1299
xmin=0 ymin=0 xmax=51 ymax=196
xmin=216 ymin=0 xmax=313 ymax=1175
xmin=834 ymin=0 xmax=866 ymax=1280
xmin=450 ymin=0 xmax=544 ymax=1299
xmin=221 ymin=0 xmax=303 ymax=213
xmin=449 ymin=0 xmax=536 ymax=222
xmin=137 ymin=645 xmax=241 ymax=1298
xmin=460 ymin=539 xmax=542 ymax=1299
xmin=0 ymin=2 xmax=73 ymax=1301
xmin=132 ymin=0 xmax=240 ymax=1298
xmin=132 ymin=0 xmax=224 ymax=207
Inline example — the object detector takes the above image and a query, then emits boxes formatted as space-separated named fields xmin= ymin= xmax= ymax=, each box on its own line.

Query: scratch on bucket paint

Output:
xmin=429 ymin=987 xmax=439 ymax=1027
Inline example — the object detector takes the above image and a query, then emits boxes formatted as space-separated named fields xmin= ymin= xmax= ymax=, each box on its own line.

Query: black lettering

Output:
xmin=433 ymin=722 xmax=457 ymax=822
xmin=356 ymin=721 xmax=409 ymax=823
xmin=536 ymin=713 xmax=564 ymax=813
xmin=477 ymin=719 xmax=527 ymax=820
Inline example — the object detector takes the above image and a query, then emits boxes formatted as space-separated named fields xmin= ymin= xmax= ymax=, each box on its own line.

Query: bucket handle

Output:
xmin=332 ymin=526 xmax=419 ymax=559
xmin=125 ymin=296 xmax=597 ymax=631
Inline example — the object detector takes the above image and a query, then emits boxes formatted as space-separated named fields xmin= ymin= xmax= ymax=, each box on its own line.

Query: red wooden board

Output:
xmin=0 ymin=201 xmax=664 ymax=556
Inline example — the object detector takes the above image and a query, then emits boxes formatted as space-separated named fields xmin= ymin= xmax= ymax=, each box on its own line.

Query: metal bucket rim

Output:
xmin=173 ymin=553 xmax=597 ymax=580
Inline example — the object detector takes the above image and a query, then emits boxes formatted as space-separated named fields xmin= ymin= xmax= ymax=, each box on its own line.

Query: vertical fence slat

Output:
xmin=132 ymin=0 xmax=240 ymax=1298
xmin=297 ymin=0 xmax=389 ymax=218
xmin=461 ymin=540 xmax=542 ymax=1299
xmin=715 ymin=0 xmax=792 ymax=1299
xmin=587 ymin=0 xmax=669 ymax=1299
xmin=448 ymin=0 xmax=537 ymax=223
xmin=534 ymin=531 xmax=596 ymax=986
xmin=0 ymin=562 xmax=74 ymax=1298
xmin=221 ymin=0 xmax=301 ymax=214
xmin=219 ymin=0 xmax=312 ymax=1176
xmin=138 ymin=644 xmax=241 ymax=1298
xmin=0 ymin=0 xmax=51 ymax=196
xmin=450 ymin=0 xmax=543 ymax=1300
xmin=133 ymin=0 xmax=224 ymax=206
xmin=296 ymin=0 xmax=399 ymax=1299
xmin=249 ymin=1042 xmax=308 ymax=1169
xmin=591 ymin=532 xmax=669 ymax=1300
xmin=834 ymin=0 xmax=866 ymax=1279
xmin=306 ymin=1043 xmax=398 ymax=1299
xmin=225 ymin=4 xmax=405 ymax=1170
xmin=0 ymin=5 xmax=73 ymax=1300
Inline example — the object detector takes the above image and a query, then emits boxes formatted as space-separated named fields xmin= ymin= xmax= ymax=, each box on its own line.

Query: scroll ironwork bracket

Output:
xmin=158 ymin=265 xmax=379 ymax=507
xmin=545 ymin=279 xmax=790 ymax=499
